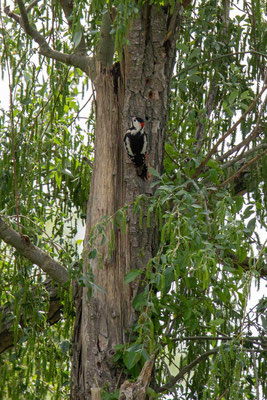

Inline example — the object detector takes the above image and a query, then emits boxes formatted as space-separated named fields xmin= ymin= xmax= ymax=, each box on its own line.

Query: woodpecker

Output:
xmin=124 ymin=116 xmax=150 ymax=180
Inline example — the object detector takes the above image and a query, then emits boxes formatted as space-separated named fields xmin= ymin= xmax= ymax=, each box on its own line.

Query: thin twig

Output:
xmin=219 ymin=92 xmax=267 ymax=162
xmin=217 ymin=125 xmax=262 ymax=161
xmin=157 ymin=347 xmax=220 ymax=393
xmin=221 ymin=143 xmax=267 ymax=169
xmin=219 ymin=148 xmax=267 ymax=188
xmin=192 ymin=78 xmax=267 ymax=179
xmin=217 ymin=388 xmax=229 ymax=400
xmin=169 ymin=335 xmax=264 ymax=343
xmin=173 ymin=50 xmax=267 ymax=79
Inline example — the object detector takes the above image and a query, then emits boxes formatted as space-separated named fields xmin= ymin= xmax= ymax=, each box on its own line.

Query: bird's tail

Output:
xmin=136 ymin=162 xmax=150 ymax=181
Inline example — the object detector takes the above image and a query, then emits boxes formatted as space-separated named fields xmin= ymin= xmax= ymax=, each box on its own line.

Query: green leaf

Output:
xmin=73 ymin=30 xmax=82 ymax=48
xmin=89 ymin=249 xmax=97 ymax=259
xmin=149 ymin=167 xmax=161 ymax=178
xmin=189 ymin=48 xmax=201 ymax=59
xmin=238 ymin=247 xmax=247 ymax=263
xmin=125 ymin=269 xmax=142 ymax=284
xmin=210 ymin=318 xmax=225 ymax=326
xmin=235 ymin=196 xmax=243 ymax=213
xmin=123 ymin=349 xmax=141 ymax=370
xmin=177 ymin=43 xmax=190 ymax=53
xmin=228 ymin=90 xmax=238 ymax=105
xmin=188 ymin=74 xmax=203 ymax=83
xmin=247 ymin=217 xmax=256 ymax=231
xmin=132 ymin=292 xmax=147 ymax=311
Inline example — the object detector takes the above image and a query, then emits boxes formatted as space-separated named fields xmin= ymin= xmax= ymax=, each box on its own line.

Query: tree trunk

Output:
xmin=71 ymin=5 xmax=181 ymax=399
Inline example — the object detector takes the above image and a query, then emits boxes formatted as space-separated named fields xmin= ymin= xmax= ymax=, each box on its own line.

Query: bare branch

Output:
xmin=0 ymin=216 xmax=69 ymax=286
xmin=165 ymin=1 xmax=182 ymax=42
xmin=217 ymin=126 xmax=261 ymax=161
xmin=4 ymin=2 xmax=95 ymax=77
xmin=225 ymin=252 xmax=267 ymax=278
xmin=218 ymin=93 xmax=267 ymax=161
xmin=157 ymin=348 xmax=220 ymax=393
xmin=169 ymin=335 xmax=265 ymax=344
xmin=221 ymin=143 xmax=267 ymax=169
xmin=192 ymin=78 xmax=267 ymax=179
xmin=173 ymin=50 xmax=267 ymax=80
xmin=219 ymin=148 xmax=267 ymax=188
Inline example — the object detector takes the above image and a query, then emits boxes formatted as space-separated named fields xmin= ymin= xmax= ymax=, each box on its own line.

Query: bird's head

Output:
xmin=131 ymin=116 xmax=145 ymax=131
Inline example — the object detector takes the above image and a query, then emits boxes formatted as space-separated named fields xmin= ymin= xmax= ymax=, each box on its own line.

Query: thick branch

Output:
xmin=0 ymin=281 xmax=62 ymax=354
xmin=4 ymin=2 xmax=95 ymax=77
xmin=0 ymin=217 xmax=69 ymax=286
xmin=96 ymin=9 xmax=115 ymax=66
xmin=119 ymin=356 xmax=155 ymax=400
xmin=156 ymin=348 xmax=220 ymax=393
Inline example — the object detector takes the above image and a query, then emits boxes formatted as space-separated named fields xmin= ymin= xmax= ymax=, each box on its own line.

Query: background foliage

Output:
xmin=0 ymin=0 xmax=266 ymax=399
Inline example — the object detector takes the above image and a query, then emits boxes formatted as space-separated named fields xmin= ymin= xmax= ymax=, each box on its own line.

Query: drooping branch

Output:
xmin=220 ymin=148 xmax=267 ymax=188
xmin=221 ymin=143 xmax=267 ymax=169
xmin=4 ymin=1 xmax=95 ymax=77
xmin=0 ymin=217 xmax=69 ymax=286
xmin=0 ymin=281 xmax=63 ymax=354
xmin=156 ymin=347 xmax=220 ymax=393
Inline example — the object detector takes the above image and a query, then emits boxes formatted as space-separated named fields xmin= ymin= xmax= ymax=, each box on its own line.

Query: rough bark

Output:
xmin=70 ymin=4 xmax=181 ymax=399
